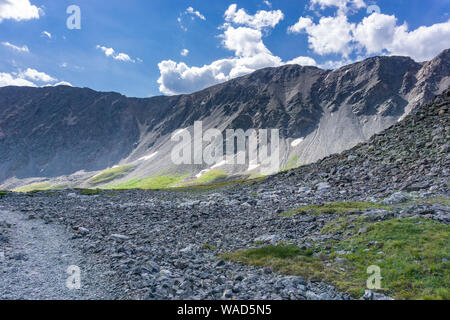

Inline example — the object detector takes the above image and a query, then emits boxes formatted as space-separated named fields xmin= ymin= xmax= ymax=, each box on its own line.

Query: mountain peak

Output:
xmin=0 ymin=51 xmax=448 ymax=189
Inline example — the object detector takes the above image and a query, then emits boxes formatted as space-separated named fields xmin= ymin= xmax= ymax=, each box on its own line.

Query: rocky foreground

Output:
xmin=0 ymin=90 xmax=448 ymax=300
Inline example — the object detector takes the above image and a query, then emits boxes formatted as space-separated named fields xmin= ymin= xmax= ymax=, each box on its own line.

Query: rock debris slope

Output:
xmin=0 ymin=50 xmax=449 ymax=189
xmin=0 ymin=89 xmax=448 ymax=300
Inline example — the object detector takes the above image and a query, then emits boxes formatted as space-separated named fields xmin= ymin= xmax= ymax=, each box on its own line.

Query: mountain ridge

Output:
xmin=0 ymin=49 xmax=449 ymax=189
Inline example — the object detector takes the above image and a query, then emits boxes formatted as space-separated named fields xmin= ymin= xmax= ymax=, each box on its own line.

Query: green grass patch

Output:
xmin=223 ymin=218 xmax=450 ymax=300
xmin=0 ymin=190 xmax=8 ymax=198
xmin=192 ymin=170 xmax=228 ymax=184
xmin=79 ymin=188 xmax=101 ymax=196
xmin=284 ymin=155 xmax=299 ymax=171
xmin=178 ymin=170 xmax=228 ymax=188
xmin=202 ymin=243 xmax=217 ymax=250
xmin=248 ymin=173 xmax=266 ymax=180
xmin=88 ymin=165 xmax=134 ymax=185
xmin=281 ymin=201 xmax=392 ymax=217
xmin=14 ymin=183 xmax=53 ymax=193
xmin=109 ymin=174 xmax=188 ymax=190
xmin=320 ymin=216 xmax=366 ymax=235
xmin=420 ymin=196 xmax=450 ymax=206
xmin=197 ymin=170 xmax=228 ymax=183
xmin=173 ymin=176 xmax=266 ymax=193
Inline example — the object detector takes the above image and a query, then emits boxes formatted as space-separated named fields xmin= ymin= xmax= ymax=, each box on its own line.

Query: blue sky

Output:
xmin=0 ymin=0 xmax=449 ymax=97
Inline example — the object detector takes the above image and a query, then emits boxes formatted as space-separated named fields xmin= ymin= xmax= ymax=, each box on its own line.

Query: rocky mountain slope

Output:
xmin=0 ymin=49 xmax=449 ymax=190
xmin=0 ymin=89 xmax=448 ymax=300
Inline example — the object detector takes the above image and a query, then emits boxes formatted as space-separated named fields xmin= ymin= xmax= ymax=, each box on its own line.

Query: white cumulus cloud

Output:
xmin=286 ymin=56 xmax=317 ymax=66
xmin=20 ymin=68 xmax=56 ymax=82
xmin=96 ymin=45 xmax=115 ymax=57
xmin=0 ymin=68 xmax=65 ymax=88
xmin=96 ymin=45 xmax=136 ymax=62
xmin=158 ymin=24 xmax=316 ymax=95
xmin=114 ymin=53 xmax=133 ymax=62
xmin=157 ymin=54 xmax=282 ymax=95
xmin=224 ymin=4 xmax=284 ymax=30
xmin=0 ymin=72 xmax=36 ymax=87
xmin=0 ymin=0 xmax=41 ymax=23
xmin=381 ymin=17 xmax=450 ymax=61
xmin=289 ymin=9 xmax=450 ymax=62
xmin=288 ymin=14 xmax=355 ymax=57
xmin=353 ymin=13 xmax=398 ymax=54
xmin=181 ymin=49 xmax=189 ymax=56
xmin=158 ymin=4 xmax=319 ymax=95
xmin=221 ymin=26 xmax=272 ymax=57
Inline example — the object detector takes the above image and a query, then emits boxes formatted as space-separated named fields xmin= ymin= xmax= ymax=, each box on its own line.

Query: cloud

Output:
xmin=178 ymin=7 xmax=206 ymax=31
xmin=158 ymin=3 xmax=318 ymax=95
xmin=288 ymin=17 xmax=313 ymax=34
xmin=181 ymin=49 xmax=189 ymax=56
xmin=224 ymin=4 xmax=284 ymax=30
xmin=310 ymin=0 xmax=366 ymax=14
xmin=157 ymin=54 xmax=281 ymax=95
xmin=286 ymin=56 xmax=317 ymax=66
xmin=114 ymin=53 xmax=133 ymax=62
xmin=0 ymin=0 xmax=41 ymax=23
xmin=288 ymin=14 xmax=355 ymax=57
xmin=289 ymin=8 xmax=450 ymax=62
xmin=221 ymin=26 xmax=272 ymax=57
xmin=20 ymin=68 xmax=56 ymax=82
xmin=0 ymin=68 xmax=64 ymax=87
xmin=158 ymin=25 xmax=316 ymax=95
xmin=96 ymin=45 xmax=115 ymax=57
xmin=186 ymin=7 xmax=206 ymax=21
xmin=96 ymin=45 xmax=136 ymax=62
xmin=41 ymin=30 xmax=51 ymax=39
xmin=1 ymin=41 xmax=29 ymax=53
xmin=157 ymin=54 xmax=313 ymax=96
xmin=44 ymin=81 xmax=72 ymax=87
xmin=0 ymin=72 xmax=36 ymax=87
xmin=362 ymin=15 xmax=450 ymax=61
xmin=158 ymin=24 xmax=283 ymax=94
xmin=263 ymin=1 xmax=272 ymax=8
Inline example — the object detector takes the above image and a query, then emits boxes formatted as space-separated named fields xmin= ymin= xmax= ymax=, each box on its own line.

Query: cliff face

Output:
xmin=0 ymin=86 xmax=140 ymax=180
xmin=0 ymin=50 xmax=448 ymax=188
